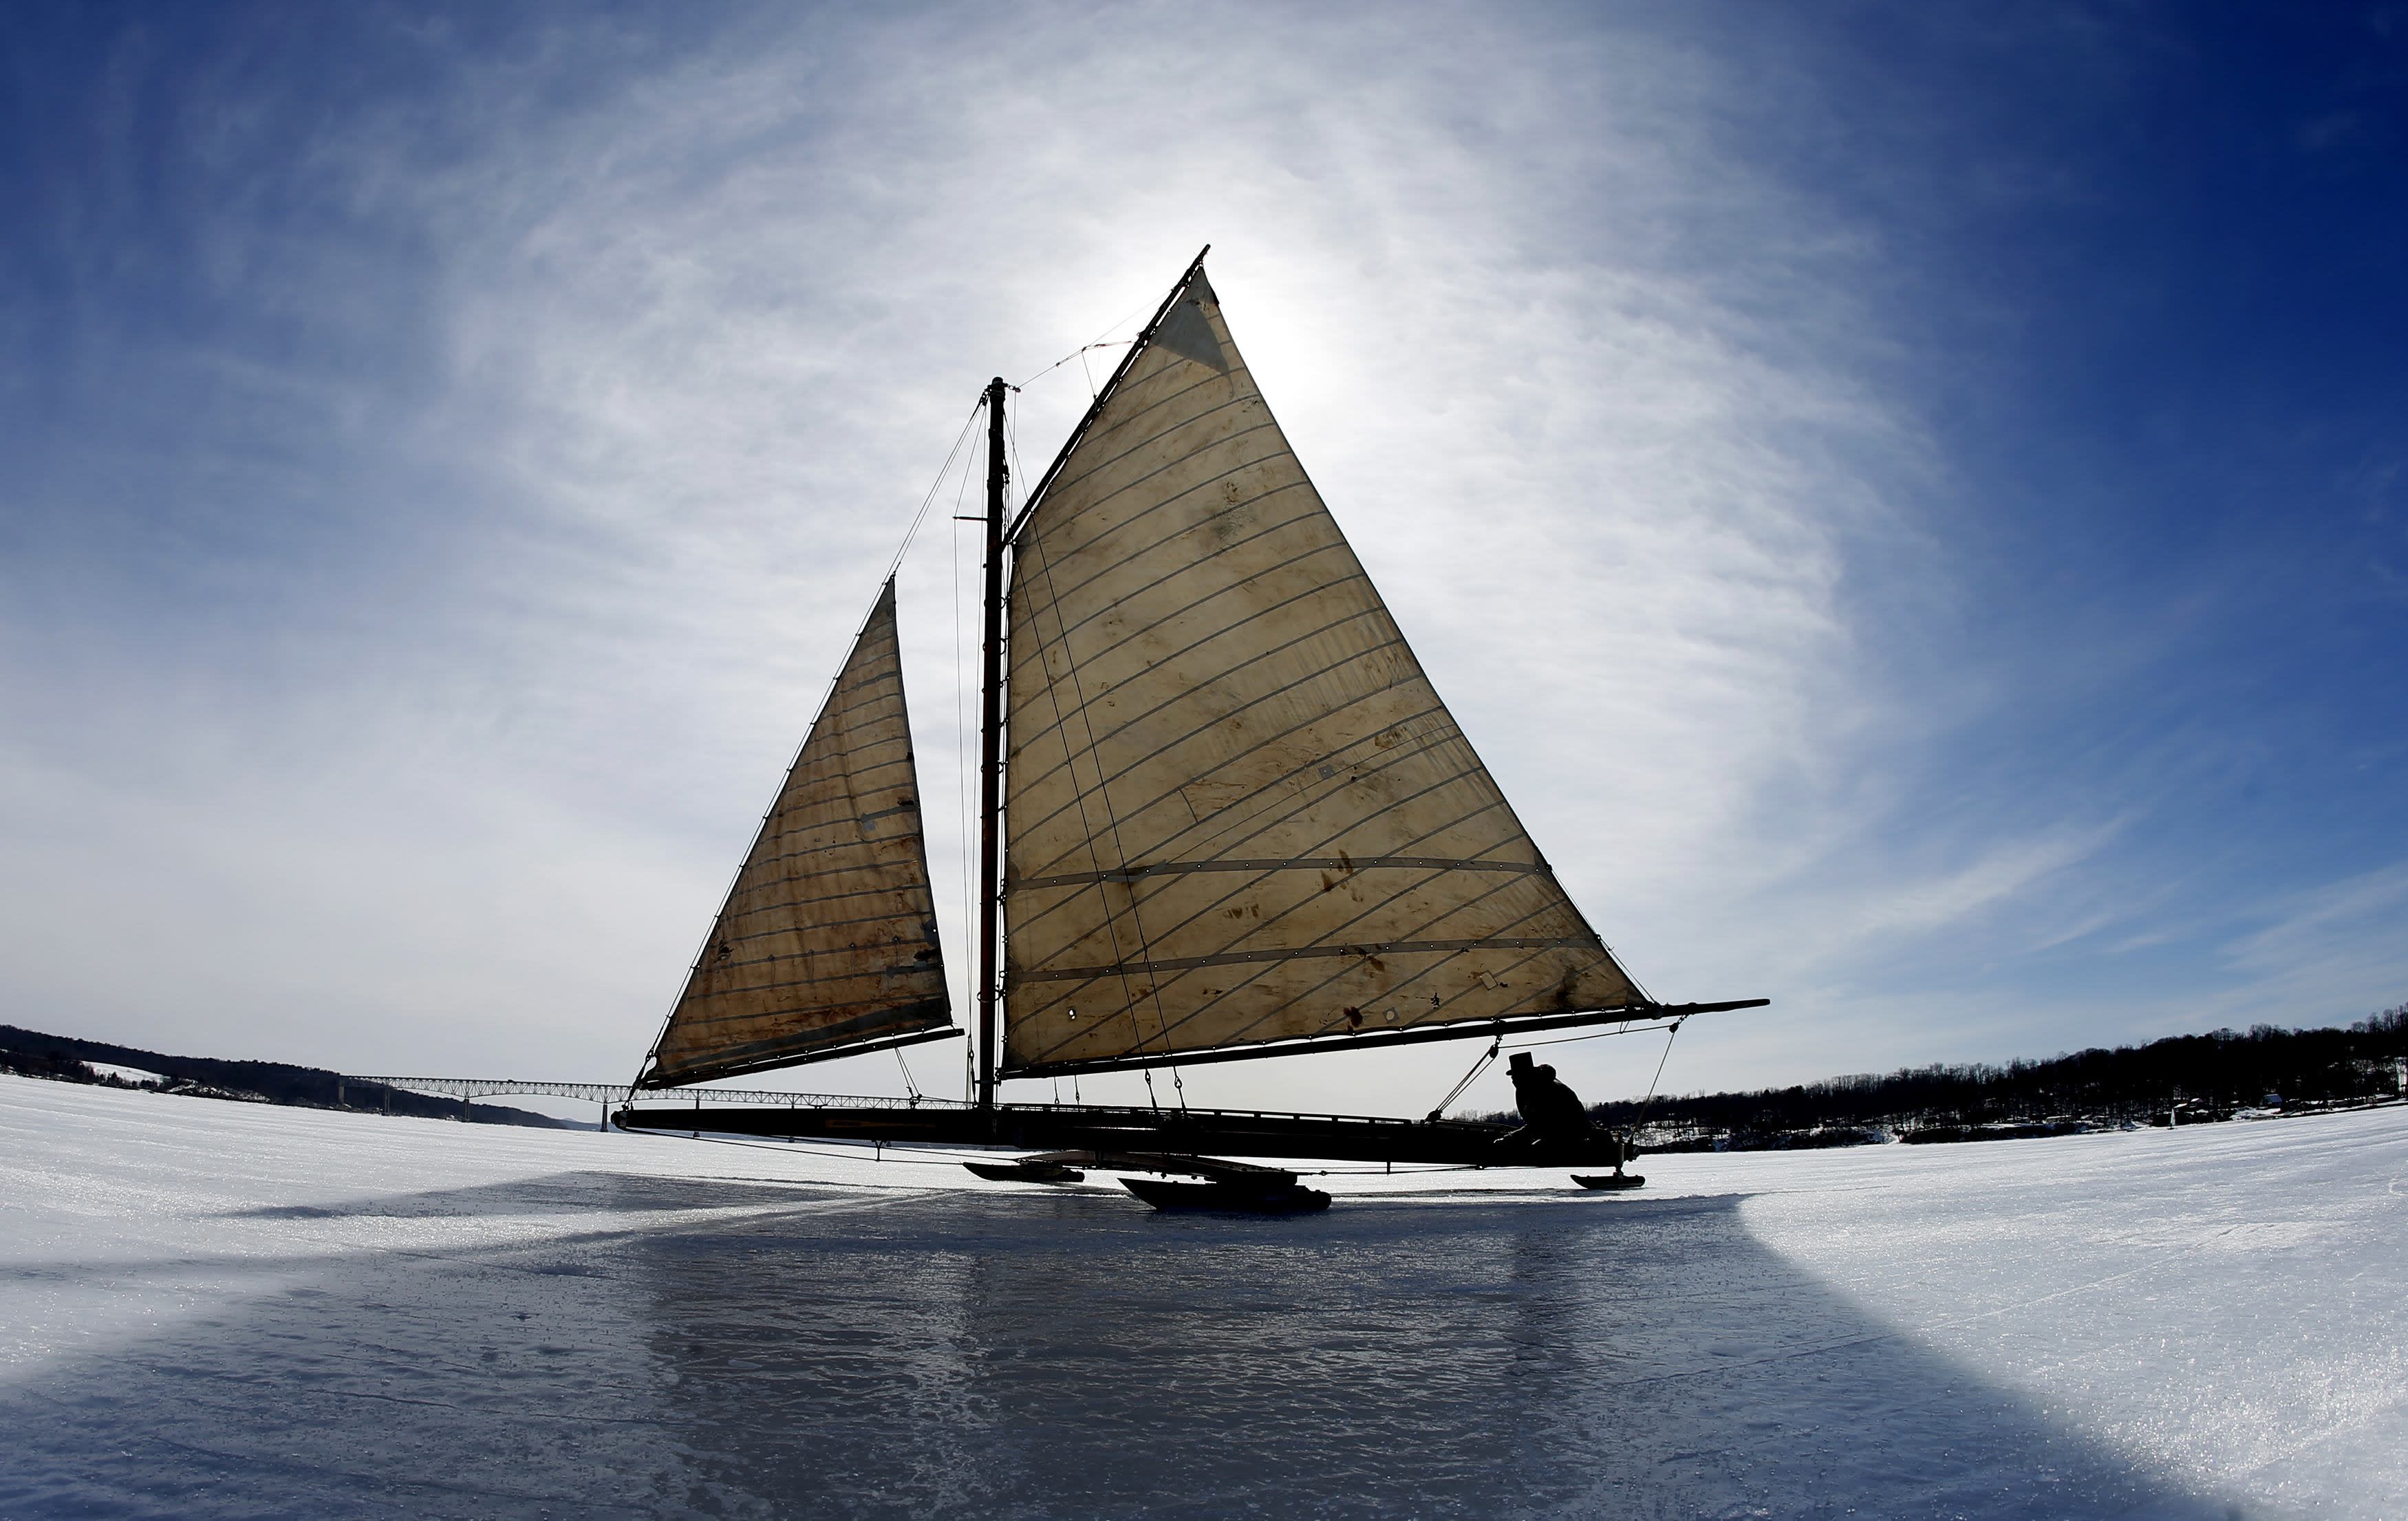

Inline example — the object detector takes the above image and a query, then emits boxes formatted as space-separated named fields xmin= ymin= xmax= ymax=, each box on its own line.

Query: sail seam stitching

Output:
xmin=1007 ymin=634 xmax=1422 ymax=861
xmin=1015 ymin=856 xmax=1548 ymax=889
xmin=1192 ymin=878 xmax=1592 ymax=1053
xmin=1035 ymin=421 xmax=1288 ymax=574
xmin=1013 ymin=811 xmax=1567 ymax=1059
xmin=1005 ymin=583 xmax=1383 ymax=785
xmin=1015 ymin=819 xmax=1600 ymax=1062
xmin=1109 ymin=709 xmax=1469 ymax=867
xmin=719 ymin=883 xmax=939 ymax=918
xmin=1007 ymin=484 xmax=1318 ymax=655
xmin=1045 ymin=370 xmax=1254 ymax=499
xmin=1018 ymin=936 xmax=1598 ymax=982
xmin=1005 ymin=494 xmax=1335 ymax=680
xmin=716 ymin=852 xmax=927 ymax=888
xmin=1108 ymin=709 xmax=1483 ymax=868
xmin=1048 ymin=393 xmax=1266 ymax=513
xmin=676 ymin=961 xmax=956 ymax=1003
xmin=1008 ymin=757 xmax=1507 ymax=949
xmin=1003 ymin=537 xmax=1357 ymax=755
xmin=1012 ymin=522 xmax=1187 ymax=1090
xmin=1229 ymin=913 xmax=1577 ymax=1046
xmin=665 ymin=1004 xmax=953 ymax=1038
xmin=709 ymin=907 xmax=947 ymax=950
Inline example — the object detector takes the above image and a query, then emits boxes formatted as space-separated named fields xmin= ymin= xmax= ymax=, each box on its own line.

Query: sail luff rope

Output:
xmin=631 ymin=401 xmax=981 ymax=1090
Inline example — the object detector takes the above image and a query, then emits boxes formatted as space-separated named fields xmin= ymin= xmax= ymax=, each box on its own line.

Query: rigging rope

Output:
xmin=1623 ymin=1016 xmax=1688 ymax=1147
xmin=1426 ymin=1033 xmax=1503 ymax=1123
xmin=1418 ymin=1016 xmax=1688 ymax=1129
xmin=882 ymin=399 xmax=984 ymax=584
xmin=1503 ymin=1017 xmax=1687 ymax=1050
xmin=1013 ymin=338 xmax=1134 ymax=392
xmin=627 ymin=396 xmax=983 ymax=1092
xmin=1018 ymin=526 xmax=1190 ymax=1112
xmin=949 ymin=413 xmax=985 ymax=1103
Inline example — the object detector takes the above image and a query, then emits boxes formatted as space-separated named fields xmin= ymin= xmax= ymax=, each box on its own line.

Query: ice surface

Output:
xmin=2 ymin=1075 xmax=2402 ymax=1518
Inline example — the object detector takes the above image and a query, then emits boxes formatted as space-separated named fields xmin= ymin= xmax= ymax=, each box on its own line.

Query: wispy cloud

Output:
xmin=2221 ymin=862 xmax=2408 ymax=1008
xmin=3 ymin=4 xmax=2401 ymax=1116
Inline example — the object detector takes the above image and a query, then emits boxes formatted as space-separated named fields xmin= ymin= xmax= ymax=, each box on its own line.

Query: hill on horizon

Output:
xmin=0 ymin=1024 xmax=568 ymax=1128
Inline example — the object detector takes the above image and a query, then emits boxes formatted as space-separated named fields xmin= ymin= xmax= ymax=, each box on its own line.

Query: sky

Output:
xmin=2 ymin=1 xmax=2402 ymax=1120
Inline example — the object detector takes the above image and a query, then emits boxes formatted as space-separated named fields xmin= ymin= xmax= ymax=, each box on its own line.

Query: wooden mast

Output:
xmin=976 ymin=376 xmax=1009 ymax=1114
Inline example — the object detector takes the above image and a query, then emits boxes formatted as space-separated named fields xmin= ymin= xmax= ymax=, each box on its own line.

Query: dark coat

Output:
xmin=1508 ymin=1063 xmax=1590 ymax=1140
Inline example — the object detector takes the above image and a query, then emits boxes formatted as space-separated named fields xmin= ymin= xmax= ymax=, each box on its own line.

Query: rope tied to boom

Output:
xmin=1426 ymin=1033 xmax=1504 ymax=1123
xmin=1622 ymin=1016 xmax=1688 ymax=1151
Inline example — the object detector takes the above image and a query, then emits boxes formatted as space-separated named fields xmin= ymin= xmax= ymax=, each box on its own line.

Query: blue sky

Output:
xmin=1 ymin=2 xmax=2401 ymax=1116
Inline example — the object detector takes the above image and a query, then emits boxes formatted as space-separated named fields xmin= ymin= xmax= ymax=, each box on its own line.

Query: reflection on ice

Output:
xmin=634 ymin=1191 xmax=2213 ymax=1519
xmin=0 ymin=1169 xmax=2224 ymax=1518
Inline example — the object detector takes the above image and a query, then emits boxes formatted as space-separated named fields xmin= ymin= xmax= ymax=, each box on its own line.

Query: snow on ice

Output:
xmin=1 ymin=1074 xmax=2402 ymax=1518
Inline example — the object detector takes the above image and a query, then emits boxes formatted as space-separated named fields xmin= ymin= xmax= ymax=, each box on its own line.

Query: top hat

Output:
xmin=1508 ymin=1051 xmax=1536 ymax=1075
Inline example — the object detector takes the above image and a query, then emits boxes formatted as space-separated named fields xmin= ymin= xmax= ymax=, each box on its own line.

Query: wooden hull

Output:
xmin=614 ymin=1098 xmax=1631 ymax=1169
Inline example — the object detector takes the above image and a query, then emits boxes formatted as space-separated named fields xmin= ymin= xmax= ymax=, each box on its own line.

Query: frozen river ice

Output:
xmin=1 ymin=1075 xmax=2403 ymax=1518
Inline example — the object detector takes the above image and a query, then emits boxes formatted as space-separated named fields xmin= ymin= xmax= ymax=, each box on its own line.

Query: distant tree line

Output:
xmin=0 ymin=1024 xmax=567 ymax=1128
xmin=1560 ymin=1004 xmax=2408 ymax=1151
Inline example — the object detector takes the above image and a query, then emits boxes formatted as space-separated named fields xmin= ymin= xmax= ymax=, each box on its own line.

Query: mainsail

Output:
xmin=999 ymin=268 xmax=1642 ymax=1076
xmin=638 ymin=579 xmax=954 ymax=1087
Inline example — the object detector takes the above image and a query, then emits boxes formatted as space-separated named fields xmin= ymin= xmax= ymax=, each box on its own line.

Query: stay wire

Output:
xmin=949 ymin=416 xmax=984 ymax=1102
xmin=1624 ymin=1017 xmax=1688 ymax=1147
xmin=1021 ymin=527 xmax=1189 ymax=1112
xmin=1012 ymin=290 xmax=1154 ymax=392
xmin=1018 ymin=396 xmax=1185 ymax=1110
xmin=1428 ymin=1016 xmax=1681 ymax=1121
xmin=630 ymin=397 xmax=982 ymax=1090
xmin=883 ymin=398 xmax=985 ymax=584
xmin=1427 ymin=1033 xmax=1503 ymax=1123
xmin=1015 ymin=338 xmax=1133 ymax=393
xmin=1504 ymin=1017 xmax=1686 ymax=1050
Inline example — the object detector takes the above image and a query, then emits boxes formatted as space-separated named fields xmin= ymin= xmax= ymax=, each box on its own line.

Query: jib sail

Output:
xmin=638 ymin=579 xmax=954 ymax=1087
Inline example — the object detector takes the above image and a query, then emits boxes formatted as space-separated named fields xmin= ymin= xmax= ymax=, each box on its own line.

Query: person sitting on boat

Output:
xmin=1496 ymin=1051 xmax=1593 ymax=1154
